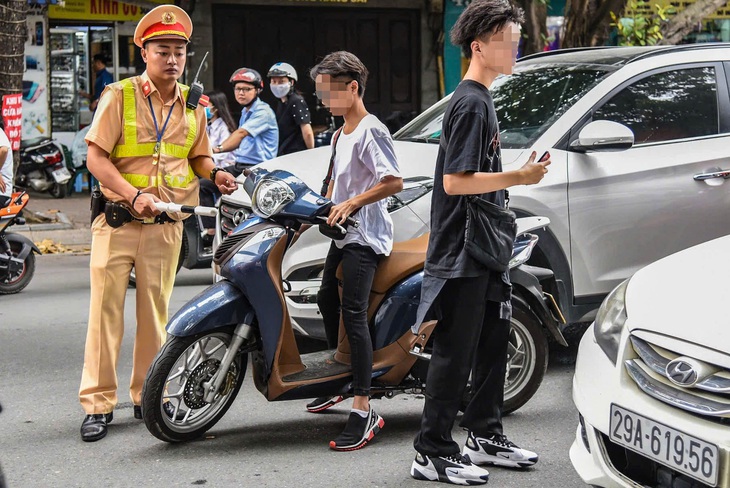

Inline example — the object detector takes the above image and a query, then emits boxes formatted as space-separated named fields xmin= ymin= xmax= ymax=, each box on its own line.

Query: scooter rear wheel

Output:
xmin=0 ymin=241 xmax=36 ymax=295
xmin=49 ymin=182 xmax=67 ymax=199
xmin=142 ymin=328 xmax=247 ymax=442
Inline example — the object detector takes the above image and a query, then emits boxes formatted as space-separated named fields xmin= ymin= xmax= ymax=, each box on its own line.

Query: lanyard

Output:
xmin=148 ymin=97 xmax=176 ymax=165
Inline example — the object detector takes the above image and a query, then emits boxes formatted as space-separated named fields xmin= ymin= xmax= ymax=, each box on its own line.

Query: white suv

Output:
xmin=216 ymin=44 xmax=730 ymax=332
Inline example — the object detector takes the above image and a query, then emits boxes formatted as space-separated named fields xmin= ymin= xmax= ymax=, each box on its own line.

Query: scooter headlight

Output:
xmin=251 ymin=179 xmax=295 ymax=218
xmin=593 ymin=279 xmax=629 ymax=365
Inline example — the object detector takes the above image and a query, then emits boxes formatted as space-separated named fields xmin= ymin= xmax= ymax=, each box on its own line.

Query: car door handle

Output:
xmin=693 ymin=169 xmax=730 ymax=181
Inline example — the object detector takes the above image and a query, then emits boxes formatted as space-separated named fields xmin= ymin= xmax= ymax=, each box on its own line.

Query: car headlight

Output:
xmin=251 ymin=179 xmax=294 ymax=218
xmin=594 ymin=279 xmax=629 ymax=364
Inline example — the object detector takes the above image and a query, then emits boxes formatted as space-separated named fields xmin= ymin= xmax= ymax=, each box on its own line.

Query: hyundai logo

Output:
xmin=665 ymin=358 xmax=699 ymax=387
xmin=232 ymin=209 xmax=248 ymax=226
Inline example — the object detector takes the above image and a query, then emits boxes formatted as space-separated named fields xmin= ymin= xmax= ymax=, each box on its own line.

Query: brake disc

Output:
xmin=182 ymin=359 xmax=239 ymax=409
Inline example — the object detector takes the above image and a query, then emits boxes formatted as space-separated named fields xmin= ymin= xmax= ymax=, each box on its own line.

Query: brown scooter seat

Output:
xmin=335 ymin=232 xmax=429 ymax=293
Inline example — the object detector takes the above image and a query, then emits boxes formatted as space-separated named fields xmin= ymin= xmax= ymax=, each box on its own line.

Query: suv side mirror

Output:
xmin=570 ymin=120 xmax=634 ymax=153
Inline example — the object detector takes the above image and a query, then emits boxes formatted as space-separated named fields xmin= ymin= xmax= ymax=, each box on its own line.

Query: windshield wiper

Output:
xmin=399 ymin=136 xmax=440 ymax=144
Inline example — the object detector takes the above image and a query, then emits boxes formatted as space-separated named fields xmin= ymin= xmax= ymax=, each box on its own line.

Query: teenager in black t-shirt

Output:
xmin=267 ymin=62 xmax=315 ymax=155
xmin=410 ymin=1 xmax=550 ymax=485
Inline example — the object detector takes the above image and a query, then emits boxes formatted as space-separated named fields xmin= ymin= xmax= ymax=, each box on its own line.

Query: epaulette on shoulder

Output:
xmin=199 ymin=94 xmax=210 ymax=107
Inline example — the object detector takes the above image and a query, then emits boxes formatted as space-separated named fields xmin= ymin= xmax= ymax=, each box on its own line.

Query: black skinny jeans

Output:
xmin=317 ymin=241 xmax=382 ymax=397
xmin=413 ymin=276 xmax=511 ymax=456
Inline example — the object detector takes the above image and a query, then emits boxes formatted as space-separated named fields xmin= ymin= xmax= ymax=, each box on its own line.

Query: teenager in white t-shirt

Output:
xmin=0 ymin=119 xmax=14 ymax=207
xmin=306 ymin=51 xmax=403 ymax=451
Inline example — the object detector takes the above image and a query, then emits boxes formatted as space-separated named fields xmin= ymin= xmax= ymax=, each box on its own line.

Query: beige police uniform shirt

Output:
xmin=85 ymin=71 xmax=211 ymax=218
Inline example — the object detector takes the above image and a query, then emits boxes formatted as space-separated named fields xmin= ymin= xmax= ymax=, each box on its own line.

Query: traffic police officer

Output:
xmin=79 ymin=4 xmax=238 ymax=442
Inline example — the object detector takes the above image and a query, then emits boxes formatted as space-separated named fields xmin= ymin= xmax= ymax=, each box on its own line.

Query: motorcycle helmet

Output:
xmin=229 ymin=68 xmax=264 ymax=90
xmin=267 ymin=62 xmax=298 ymax=82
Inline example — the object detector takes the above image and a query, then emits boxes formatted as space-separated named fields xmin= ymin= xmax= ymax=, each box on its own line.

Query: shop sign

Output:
xmin=626 ymin=0 xmax=730 ymax=20
xmin=48 ymin=0 xmax=172 ymax=21
xmin=286 ymin=0 xmax=369 ymax=3
xmin=2 ymin=95 xmax=23 ymax=151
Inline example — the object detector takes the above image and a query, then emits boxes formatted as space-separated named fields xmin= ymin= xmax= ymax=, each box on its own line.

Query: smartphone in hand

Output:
xmin=538 ymin=151 xmax=551 ymax=163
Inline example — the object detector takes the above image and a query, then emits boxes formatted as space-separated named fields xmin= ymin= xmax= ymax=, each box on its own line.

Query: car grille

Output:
xmin=625 ymin=336 xmax=730 ymax=421
xmin=219 ymin=200 xmax=250 ymax=237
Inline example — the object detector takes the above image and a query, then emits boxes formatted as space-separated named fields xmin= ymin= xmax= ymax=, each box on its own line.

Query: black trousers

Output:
xmin=0 ymin=196 xmax=9 ymax=208
xmin=413 ymin=276 xmax=511 ymax=456
xmin=317 ymin=241 xmax=382 ymax=397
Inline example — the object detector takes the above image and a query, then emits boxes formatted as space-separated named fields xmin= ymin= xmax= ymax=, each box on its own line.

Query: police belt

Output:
xmin=104 ymin=202 xmax=175 ymax=228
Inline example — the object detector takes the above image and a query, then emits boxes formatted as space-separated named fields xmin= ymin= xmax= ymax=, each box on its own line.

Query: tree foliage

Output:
xmin=610 ymin=1 xmax=673 ymax=46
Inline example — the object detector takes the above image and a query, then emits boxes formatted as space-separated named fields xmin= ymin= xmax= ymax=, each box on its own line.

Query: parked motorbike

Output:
xmin=129 ymin=213 xmax=215 ymax=287
xmin=141 ymin=168 xmax=566 ymax=442
xmin=0 ymin=191 xmax=41 ymax=294
xmin=15 ymin=137 xmax=72 ymax=199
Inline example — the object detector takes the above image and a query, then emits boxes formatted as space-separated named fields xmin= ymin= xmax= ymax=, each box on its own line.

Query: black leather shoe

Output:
xmin=80 ymin=412 xmax=113 ymax=442
xmin=133 ymin=405 xmax=142 ymax=420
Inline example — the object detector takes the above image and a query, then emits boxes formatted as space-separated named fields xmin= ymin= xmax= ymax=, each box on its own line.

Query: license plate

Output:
xmin=51 ymin=167 xmax=71 ymax=183
xmin=610 ymin=404 xmax=719 ymax=486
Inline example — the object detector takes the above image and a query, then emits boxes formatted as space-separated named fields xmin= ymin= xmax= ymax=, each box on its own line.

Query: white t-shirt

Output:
xmin=331 ymin=114 xmax=401 ymax=256
xmin=0 ymin=129 xmax=13 ymax=198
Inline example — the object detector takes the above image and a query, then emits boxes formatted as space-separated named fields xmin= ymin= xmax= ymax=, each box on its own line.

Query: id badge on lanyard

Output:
xmin=149 ymin=97 xmax=176 ymax=165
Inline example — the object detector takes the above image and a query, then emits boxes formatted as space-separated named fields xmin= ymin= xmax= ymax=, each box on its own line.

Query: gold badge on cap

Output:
xmin=161 ymin=11 xmax=176 ymax=25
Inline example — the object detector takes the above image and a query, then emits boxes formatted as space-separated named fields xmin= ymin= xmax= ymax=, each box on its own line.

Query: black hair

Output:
xmin=205 ymin=90 xmax=237 ymax=133
xmin=309 ymin=51 xmax=369 ymax=97
xmin=92 ymin=53 xmax=108 ymax=65
xmin=451 ymin=0 xmax=525 ymax=58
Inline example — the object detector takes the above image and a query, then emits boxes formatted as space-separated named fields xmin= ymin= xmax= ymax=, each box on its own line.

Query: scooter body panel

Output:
xmin=166 ymin=280 xmax=253 ymax=337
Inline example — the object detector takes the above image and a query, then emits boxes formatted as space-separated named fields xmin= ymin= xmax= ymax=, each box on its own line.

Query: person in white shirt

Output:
xmin=306 ymin=51 xmax=403 ymax=452
xmin=0 ymin=119 xmax=13 ymax=207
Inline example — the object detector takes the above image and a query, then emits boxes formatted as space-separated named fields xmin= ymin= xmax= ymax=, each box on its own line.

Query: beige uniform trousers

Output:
xmin=79 ymin=215 xmax=183 ymax=414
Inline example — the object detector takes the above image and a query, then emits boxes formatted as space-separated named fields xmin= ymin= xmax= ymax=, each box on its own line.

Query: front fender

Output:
xmin=5 ymin=233 xmax=41 ymax=258
xmin=511 ymin=265 xmax=568 ymax=347
xmin=167 ymin=280 xmax=253 ymax=337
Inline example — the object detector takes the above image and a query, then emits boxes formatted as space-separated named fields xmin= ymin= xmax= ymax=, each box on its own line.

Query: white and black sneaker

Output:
xmin=306 ymin=395 xmax=344 ymax=413
xmin=463 ymin=431 xmax=538 ymax=468
xmin=410 ymin=452 xmax=489 ymax=485
xmin=329 ymin=408 xmax=384 ymax=451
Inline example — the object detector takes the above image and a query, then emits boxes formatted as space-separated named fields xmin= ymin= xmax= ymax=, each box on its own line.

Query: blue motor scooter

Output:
xmin=141 ymin=168 xmax=565 ymax=442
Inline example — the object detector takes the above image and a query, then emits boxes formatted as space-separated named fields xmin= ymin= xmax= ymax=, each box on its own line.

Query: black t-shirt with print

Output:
xmin=424 ymin=80 xmax=507 ymax=280
xmin=275 ymin=92 xmax=311 ymax=155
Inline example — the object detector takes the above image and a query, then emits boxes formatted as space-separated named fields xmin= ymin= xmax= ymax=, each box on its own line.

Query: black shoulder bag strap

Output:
xmin=320 ymin=127 xmax=344 ymax=197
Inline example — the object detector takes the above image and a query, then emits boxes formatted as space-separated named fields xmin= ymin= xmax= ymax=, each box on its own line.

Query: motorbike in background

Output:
xmin=0 ymin=191 xmax=40 ymax=294
xmin=140 ymin=168 xmax=566 ymax=442
xmin=15 ymin=137 xmax=72 ymax=199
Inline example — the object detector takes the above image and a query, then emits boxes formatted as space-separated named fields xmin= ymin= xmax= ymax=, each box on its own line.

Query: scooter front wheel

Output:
xmin=142 ymin=329 xmax=247 ymax=442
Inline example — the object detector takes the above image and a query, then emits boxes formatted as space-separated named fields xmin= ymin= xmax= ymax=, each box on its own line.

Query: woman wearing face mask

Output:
xmin=205 ymin=91 xmax=237 ymax=168
xmin=267 ymin=62 xmax=315 ymax=155
xmin=199 ymin=90 xmax=237 ymax=236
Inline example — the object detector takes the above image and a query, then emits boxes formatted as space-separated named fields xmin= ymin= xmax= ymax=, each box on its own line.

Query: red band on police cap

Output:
xmin=141 ymin=22 xmax=189 ymax=43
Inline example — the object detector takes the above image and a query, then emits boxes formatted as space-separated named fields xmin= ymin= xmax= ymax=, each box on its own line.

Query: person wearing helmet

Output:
xmin=211 ymin=67 xmax=278 ymax=176
xmin=267 ymin=62 xmax=314 ymax=155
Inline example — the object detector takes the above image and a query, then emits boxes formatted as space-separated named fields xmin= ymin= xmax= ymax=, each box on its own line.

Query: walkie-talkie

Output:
xmin=186 ymin=51 xmax=209 ymax=110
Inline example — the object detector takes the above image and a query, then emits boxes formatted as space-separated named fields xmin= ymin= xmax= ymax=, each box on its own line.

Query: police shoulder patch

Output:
xmin=198 ymin=94 xmax=210 ymax=107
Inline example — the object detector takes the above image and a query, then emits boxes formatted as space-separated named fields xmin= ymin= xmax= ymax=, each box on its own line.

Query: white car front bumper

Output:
xmin=570 ymin=324 xmax=730 ymax=488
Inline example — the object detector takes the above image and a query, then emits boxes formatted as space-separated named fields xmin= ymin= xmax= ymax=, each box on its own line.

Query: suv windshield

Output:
xmin=397 ymin=63 xmax=613 ymax=149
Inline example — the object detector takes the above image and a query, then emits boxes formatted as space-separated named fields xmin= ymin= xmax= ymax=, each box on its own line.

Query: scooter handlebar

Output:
xmin=315 ymin=215 xmax=360 ymax=235
xmin=154 ymin=201 xmax=218 ymax=218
